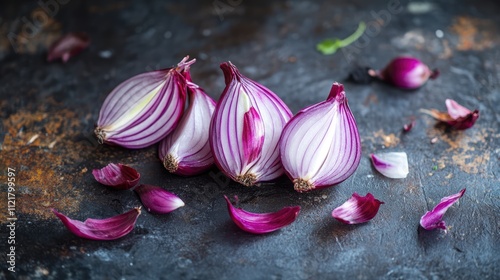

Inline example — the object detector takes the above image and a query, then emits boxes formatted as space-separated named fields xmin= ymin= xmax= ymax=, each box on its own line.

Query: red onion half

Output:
xmin=210 ymin=62 xmax=292 ymax=186
xmin=280 ymin=83 xmax=361 ymax=192
xmin=95 ymin=56 xmax=193 ymax=149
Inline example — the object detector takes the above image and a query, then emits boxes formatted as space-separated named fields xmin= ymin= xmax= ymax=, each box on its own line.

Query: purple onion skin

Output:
xmin=47 ymin=32 xmax=90 ymax=63
xmin=378 ymin=56 xmax=438 ymax=89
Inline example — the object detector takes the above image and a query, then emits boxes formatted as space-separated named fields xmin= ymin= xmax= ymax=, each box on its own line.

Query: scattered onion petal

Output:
xmin=224 ymin=195 xmax=300 ymax=234
xmin=92 ymin=163 xmax=140 ymax=190
xmin=52 ymin=208 xmax=141 ymax=240
xmin=370 ymin=152 xmax=409 ymax=179
xmin=47 ymin=32 xmax=90 ymax=63
xmin=134 ymin=184 xmax=185 ymax=214
xmin=332 ymin=193 xmax=384 ymax=224
xmin=420 ymin=189 xmax=466 ymax=231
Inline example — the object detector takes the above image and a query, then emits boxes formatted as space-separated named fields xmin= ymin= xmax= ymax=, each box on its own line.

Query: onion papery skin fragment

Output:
xmin=95 ymin=57 xmax=195 ymax=149
xmin=279 ymin=82 xmax=361 ymax=192
xmin=209 ymin=62 xmax=292 ymax=186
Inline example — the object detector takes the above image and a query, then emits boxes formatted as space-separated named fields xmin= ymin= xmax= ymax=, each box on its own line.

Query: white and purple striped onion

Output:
xmin=280 ymin=82 xmax=361 ymax=192
xmin=95 ymin=57 xmax=194 ymax=149
xmin=210 ymin=62 xmax=292 ymax=186
xmin=159 ymin=80 xmax=216 ymax=176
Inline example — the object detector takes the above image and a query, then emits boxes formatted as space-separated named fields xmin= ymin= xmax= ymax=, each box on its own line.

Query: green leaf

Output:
xmin=316 ymin=22 xmax=366 ymax=55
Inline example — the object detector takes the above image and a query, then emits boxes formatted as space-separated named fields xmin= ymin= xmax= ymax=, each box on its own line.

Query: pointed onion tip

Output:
xmin=92 ymin=163 xmax=140 ymax=190
xmin=224 ymin=195 xmax=300 ymax=234
xmin=134 ymin=184 xmax=185 ymax=214
xmin=52 ymin=207 xmax=141 ymax=240
xmin=370 ymin=152 xmax=409 ymax=179
xmin=332 ymin=193 xmax=384 ymax=224
xmin=420 ymin=189 xmax=466 ymax=231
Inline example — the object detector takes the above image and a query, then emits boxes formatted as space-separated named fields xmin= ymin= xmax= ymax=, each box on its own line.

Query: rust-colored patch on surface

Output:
xmin=0 ymin=102 xmax=87 ymax=221
xmin=370 ymin=129 xmax=400 ymax=148
xmin=427 ymin=125 xmax=494 ymax=175
xmin=450 ymin=16 xmax=496 ymax=51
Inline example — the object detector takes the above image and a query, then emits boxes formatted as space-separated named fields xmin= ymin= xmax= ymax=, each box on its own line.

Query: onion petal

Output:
xmin=224 ymin=195 xmax=300 ymax=234
xmin=134 ymin=184 xmax=185 ymax=214
xmin=420 ymin=189 xmax=466 ymax=231
xmin=47 ymin=32 xmax=90 ymax=63
xmin=52 ymin=208 xmax=141 ymax=240
xmin=332 ymin=193 xmax=384 ymax=224
xmin=370 ymin=152 xmax=409 ymax=179
xmin=92 ymin=163 xmax=140 ymax=190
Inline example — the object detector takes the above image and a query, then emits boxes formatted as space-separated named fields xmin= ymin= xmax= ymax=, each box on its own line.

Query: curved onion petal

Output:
xmin=47 ymin=32 xmax=90 ymax=63
xmin=210 ymin=62 xmax=292 ymax=186
xmin=377 ymin=56 xmax=439 ymax=89
xmin=280 ymin=83 xmax=361 ymax=192
xmin=159 ymin=77 xmax=216 ymax=175
xmin=92 ymin=163 xmax=140 ymax=190
xmin=332 ymin=193 xmax=384 ymax=224
xmin=370 ymin=152 xmax=409 ymax=179
xmin=224 ymin=195 xmax=300 ymax=234
xmin=52 ymin=208 xmax=141 ymax=240
xmin=421 ymin=99 xmax=479 ymax=130
xmin=95 ymin=56 xmax=193 ymax=149
xmin=134 ymin=184 xmax=185 ymax=214
xmin=420 ymin=189 xmax=466 ymax=231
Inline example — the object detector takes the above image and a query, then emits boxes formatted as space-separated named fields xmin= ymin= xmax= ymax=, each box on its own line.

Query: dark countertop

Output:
xmin=1 ymin=0 xmax=499 ymax=279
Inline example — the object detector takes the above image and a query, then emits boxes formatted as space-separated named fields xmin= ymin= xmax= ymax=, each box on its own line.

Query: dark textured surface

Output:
xmin=1 ymin=0 xmax=499 ymax=279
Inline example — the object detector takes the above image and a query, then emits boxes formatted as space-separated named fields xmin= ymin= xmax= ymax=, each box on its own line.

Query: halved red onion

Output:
xmin=159 ymin=75 xmax=216 ymax=176
xmin=134 ymin=184 xmax=185 ymax=214
xmin=92 ymin=163 xmax=140 ymax=190
xmin=47 ymin=32 xmax=90 ymax=63
xmin=370 ymin=152 xmax=409 ymax=179
xmin=420 ymin=189 xmax=466 ymax=231
xmin=377 ymin=56 xmax=439 ymax=89
xmin=95 ymin=56 xmax=194 ymax=149
xmin=422 ymin=99 xmax=479 ymax=130
xmin=52 ymin=208 xmax=141 ymax=240
xmin=224 ymin=195 xmax=300 ymax=234
xmin=210 ymin=62 xmax=292 ymax=186
xmin=332 ymin=193 xmax=384 ymax=224
xmin=279 ymin=83 xmax=361 ymax=192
